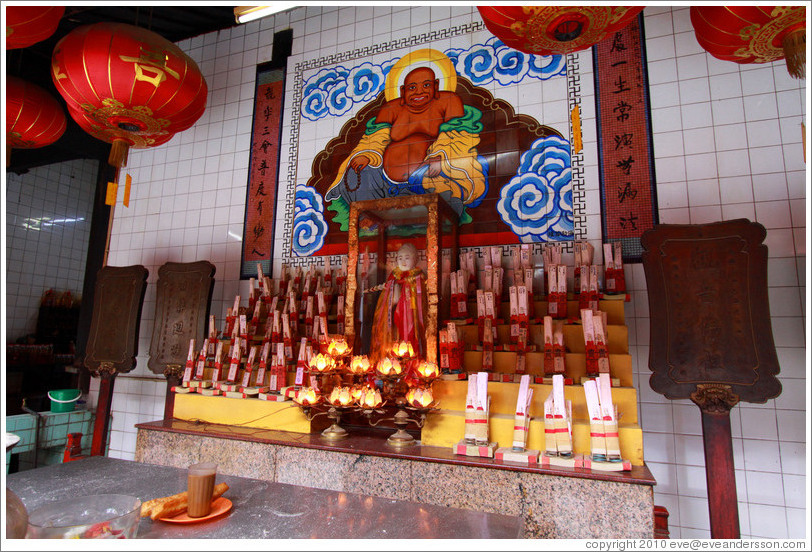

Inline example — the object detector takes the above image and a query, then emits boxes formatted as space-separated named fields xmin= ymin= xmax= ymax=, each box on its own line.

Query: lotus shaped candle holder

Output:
xmin=326 ymin=336 xmax=351 ymax=359
xmin=405 ymin=386 xmax=438 ymax=410
xmin=309 ymin=353 xmax=337 ymax=374
xmin=414 ymin=360 xmax=440 ymax=384
xmin=293 ymin=386 xmax=322 ymax=407
xmin=326 ymin=386 xmax=354 ymax=408
xmin=320 ymin=405 xmax=351 ymax=440
xmin=390 ymin=341 xmax=415 ymax=360
xmin=293 ymin=387 xmax=350 ymax=440
xmin=375 ymin=356 xmax=402 ymax=377
xmin=354 ymin=385 xmax=384 ymax=412
xmin=348 ymin=355 xmax=373 ymax=376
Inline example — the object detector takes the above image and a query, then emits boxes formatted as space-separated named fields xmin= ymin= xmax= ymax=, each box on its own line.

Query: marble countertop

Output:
xmin=7 ymin=456 xmax=523 ymax=539
xmin=137 ymin=418 xmax=657 ymax=485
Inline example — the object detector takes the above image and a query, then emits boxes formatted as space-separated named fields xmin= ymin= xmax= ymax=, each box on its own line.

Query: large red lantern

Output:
xmin=477 ymin=6 xmax=644 ymax=55
xmin=5 ymin=6 xmax=65 ymax=49
xmin=6 ymin=76 xmax=67 ymax=163
xmin=690 ymin=6 xmax=806 ymax=79
xmin=51 ymin=22 xmax=208 ymax=171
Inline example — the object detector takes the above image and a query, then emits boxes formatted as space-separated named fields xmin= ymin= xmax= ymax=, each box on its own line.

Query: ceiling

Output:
xmin=6 ymin=6 xmax=241 ymax=174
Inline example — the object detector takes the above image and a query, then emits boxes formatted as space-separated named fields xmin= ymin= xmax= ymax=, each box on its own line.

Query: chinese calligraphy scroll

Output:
xmin=242 ymin=65 xmax=285 ymax=278
xmin=594 ymin=15 xmax=658 ymax=261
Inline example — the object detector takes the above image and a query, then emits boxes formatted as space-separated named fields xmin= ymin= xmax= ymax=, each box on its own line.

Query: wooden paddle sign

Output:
xmin=641 ymin=219 xmax=781 ymax=538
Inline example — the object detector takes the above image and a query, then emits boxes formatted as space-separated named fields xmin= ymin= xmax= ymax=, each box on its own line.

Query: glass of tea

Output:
xmin=186 ymin=462 xmax=217 ymax=517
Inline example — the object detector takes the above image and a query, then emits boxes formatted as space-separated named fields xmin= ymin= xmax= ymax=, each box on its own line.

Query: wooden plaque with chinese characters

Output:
xmin=594 ymin=14 xmax=658 ymax=261
xmin=148 ymin=261 xmax=216 ymax=375
xmin=641 ymin=219 xmax=781 ymax=405
xmin=84 ymin=265 xmax=149 ymax=375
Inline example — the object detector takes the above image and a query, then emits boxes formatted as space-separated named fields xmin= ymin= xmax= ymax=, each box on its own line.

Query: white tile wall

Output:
xmin=5 ymin=159 xmax=98 ymax=340
xmin=21 ymin=5 xmax=802 ymax=539
xmin=638 ymin=7 xmax=807 ymax=539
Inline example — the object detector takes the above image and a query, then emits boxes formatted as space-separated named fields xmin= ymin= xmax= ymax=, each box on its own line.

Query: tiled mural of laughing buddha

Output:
xmin=297 ymin=45 xmax=573 ymax=256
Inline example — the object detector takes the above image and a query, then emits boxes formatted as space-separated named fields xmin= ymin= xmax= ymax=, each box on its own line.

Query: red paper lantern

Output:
xmin=51 ymin=22 xmax=208 ymax=169
xmin=6 ymin=76 xmax=67 ymax=150
xmin=690 ymin=6 xmax=806 ymax=79
xmin=5 ymin=6 xmax=65 ymax=49
xmin=477 ymin=6 xmax=644 ymax=55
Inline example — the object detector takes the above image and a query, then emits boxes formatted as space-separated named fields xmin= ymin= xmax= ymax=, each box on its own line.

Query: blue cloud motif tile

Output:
xmin=300 ymin=38 xmax=565 ymax=123
xmin=497 ymin=135 xmax=573 ymax=242
xmin=292 ymin=185 xmax=328 ymax=257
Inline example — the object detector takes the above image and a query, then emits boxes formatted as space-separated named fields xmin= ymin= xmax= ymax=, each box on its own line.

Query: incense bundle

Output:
xmin=584 ymin=378 xmax=607 ymax=460
xmin=587 ymin=265 xmax=599 ymax=312
xmin=552 ymin=375 xmax=572 ymax=456
xmin=255 ymin=341 xmax=271 ymax=388
xmin=336 ymin=295 xmax=345 ymax=334
xmin=240 ymin=346 xmax=258 ymax=388
xmin=464 ymin=375 xmax=478 ymax=444
xmin=512 ymin=375 xmax=533 ymax=451
xmin=294 ymin=337 xmax=308 ymax=386
xmin=194 ymin=339 xmax=209 ymax=380
xmin=593 ymin=310 xmax=610 ymax=375
xmin=207 ymin=315 xmax=218 ymax=356
xmin=182 ymin=339 xmax=196 ymax=384
xmin=449 ymin=269 xmax=469 ymax=318
xmin=226 ymin=336 xmax=242 ymax=383
xmin=482 ymin=317 xmax=494 ymax=371
xmin=541 ymin=244 xmax=561 ymax=298
xmin=211 ymin=341 xmax=224 ymax=383
xmin=473 ymin=372 xmax=490 ymax=445
xmin=282 ymin=312 xmax=293 ymax=360
xmin=543 ymin=316 xmax=555 ymax=376
xmin=598 ymin=373 xmax=621 ymax=460
xmin=546 ymin=262 xmax=568 ymax=319
xmin=573 ymin=241 xmax=594 ymax=294
xmin=603 ymin=241 xmax=626 ymax=294
xmin=553 ymin=322 xmax=566 ymax=375
xmin=543 ymin=374 xmax=572 ymax=457
xmin=463 ymin=250 xmax=477 ymax=296
xmin=581 ymin=309 xmax=599 ymax=378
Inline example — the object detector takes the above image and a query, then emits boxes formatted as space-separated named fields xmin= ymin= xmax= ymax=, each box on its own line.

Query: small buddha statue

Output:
xmin=370 ymin=243 xmax=427 ymax=361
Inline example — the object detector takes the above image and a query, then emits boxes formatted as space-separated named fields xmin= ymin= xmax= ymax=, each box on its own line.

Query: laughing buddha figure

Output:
xmin=325 ymin=60 xmax=488 ymax=216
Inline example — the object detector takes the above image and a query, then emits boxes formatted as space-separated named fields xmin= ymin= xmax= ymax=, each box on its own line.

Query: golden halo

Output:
xmin=384 ymin=49 xmax=457 ymax=102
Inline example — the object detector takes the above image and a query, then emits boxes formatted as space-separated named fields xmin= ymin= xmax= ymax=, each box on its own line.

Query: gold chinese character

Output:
xmin=120 ymin=46 xmax=180 ymax=88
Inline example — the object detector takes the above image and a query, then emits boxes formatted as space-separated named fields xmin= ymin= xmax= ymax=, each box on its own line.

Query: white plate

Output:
xmin=5 ymin=433 xmax=21 ymax=452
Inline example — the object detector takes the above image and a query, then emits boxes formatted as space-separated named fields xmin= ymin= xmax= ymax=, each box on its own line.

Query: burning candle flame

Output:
xmin=351 ymin=385 xmax=365 ymax=403
xmin=391 ymin=341 xmax=415 ymax=359
xmin=327 ymin=336 xmax=350 ymax=357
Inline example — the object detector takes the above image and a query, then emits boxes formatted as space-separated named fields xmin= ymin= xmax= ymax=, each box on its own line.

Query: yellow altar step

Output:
xmin=455 ymin=323 xmax=629 ymax=354
xmin=461 ymin=351 xmax=633 ymax=387
xmin=173 ymin=393 xmax=328 ymax=433
xmin=465 ymin=297 xmax=627 ymax=325
xmin=431 ymin=380 xmax=638 ymax=424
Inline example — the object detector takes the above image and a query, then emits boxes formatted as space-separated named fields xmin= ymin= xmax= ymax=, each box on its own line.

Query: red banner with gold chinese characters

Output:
xmin=242 ymin=67 xmax=285 ymax=278
xmin=594 ymin=15 xmax=658 ymax=261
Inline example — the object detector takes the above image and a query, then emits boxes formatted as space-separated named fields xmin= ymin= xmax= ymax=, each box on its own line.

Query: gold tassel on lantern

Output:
xmin=782 ymin=28 xmax=806 ymax=80
xmin=108 ymin=139 xmax=130 ymax=171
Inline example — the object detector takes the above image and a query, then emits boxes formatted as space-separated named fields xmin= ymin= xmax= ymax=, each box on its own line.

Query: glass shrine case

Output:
xmin=344 ymin=194 xmax=460 ymax=364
